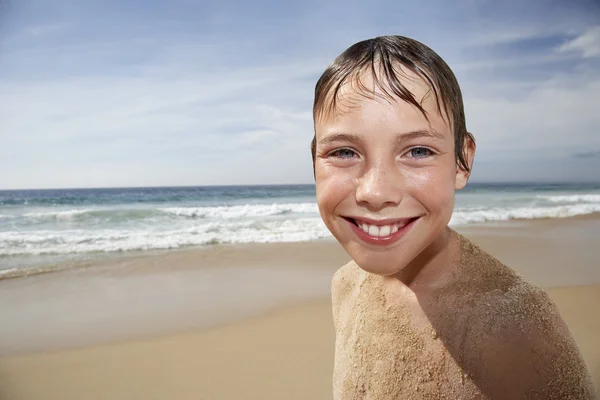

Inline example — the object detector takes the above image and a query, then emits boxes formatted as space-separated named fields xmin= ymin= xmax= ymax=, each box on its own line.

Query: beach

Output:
xmin=0 ymin=214 xmax=599 ymax=399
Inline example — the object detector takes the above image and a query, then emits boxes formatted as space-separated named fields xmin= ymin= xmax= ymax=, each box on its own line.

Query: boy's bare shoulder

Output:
xmin=332 ymin=260 xmax=361 ymax=284
xmin=331 ymin=260 xmax=379 ymax=328
xmin=438 ymin=232 xmax=549 ymax=307
xmin=437 ymin=233 xmax=596 ymax=399
xmin=331 ymin=260 xmax=363 ymax=304
xmin=447 ymin=232 xmax=565 ymax=336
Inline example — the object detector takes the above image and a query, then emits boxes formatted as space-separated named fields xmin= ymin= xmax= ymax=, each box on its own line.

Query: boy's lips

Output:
xmin=342 ymin=215 xmax=420 ymax=245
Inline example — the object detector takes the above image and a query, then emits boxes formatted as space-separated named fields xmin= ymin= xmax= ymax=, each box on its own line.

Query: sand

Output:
xmin=0 ymin=301 xmax=336 ymax=400
xmin=0 ymin=215 xmax=599 ymax=399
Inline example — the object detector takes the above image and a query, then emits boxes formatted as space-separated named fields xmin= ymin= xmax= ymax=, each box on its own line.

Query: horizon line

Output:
xmin=1 ymin=180 xmax=599 ymax=192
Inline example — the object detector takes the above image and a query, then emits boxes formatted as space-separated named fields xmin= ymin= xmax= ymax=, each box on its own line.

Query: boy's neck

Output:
xmin=390 ymin=227 xmax=459 ymax=292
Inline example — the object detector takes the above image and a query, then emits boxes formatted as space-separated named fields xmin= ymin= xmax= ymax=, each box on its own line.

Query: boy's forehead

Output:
xmin=322 ymin=67 xmax=441 ymax=122
xmin=348 ymin=67 xmax=432 ymax=101
xmin=317 ymin=67 xmax=449 ymax=131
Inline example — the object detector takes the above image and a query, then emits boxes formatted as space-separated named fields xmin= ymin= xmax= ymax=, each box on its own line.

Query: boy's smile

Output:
xmin=343 ymin=216 xmax=419 ymax=245
xmin=314 ymin=68 xmax=472 ymax=278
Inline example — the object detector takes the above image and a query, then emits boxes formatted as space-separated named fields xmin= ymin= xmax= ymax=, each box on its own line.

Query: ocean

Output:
xmin=1 ymin=183 xmax=599 ymax=274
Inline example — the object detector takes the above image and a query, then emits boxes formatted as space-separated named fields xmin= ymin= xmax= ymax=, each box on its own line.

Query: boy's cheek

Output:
xmin=407 ymin=168 xmax=456 ymax=210
xmin=315 ymin=174 xmax=347 ymax=206
xmin=405 ymin=165 xmax=455 ymax=191
xmin=315 ymin=163 xmax=353 ymax=190
xmin=314 ymin=169 xmax=335 ymax=204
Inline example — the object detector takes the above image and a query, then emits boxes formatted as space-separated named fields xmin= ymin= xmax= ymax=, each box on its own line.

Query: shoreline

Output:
xmin=1 ymin=214 xmax=599 ymax=356
xmin=2 ymin=211 xmax=600 ymax=282
xmin=0 ymin=240 xmax=348 ymax=357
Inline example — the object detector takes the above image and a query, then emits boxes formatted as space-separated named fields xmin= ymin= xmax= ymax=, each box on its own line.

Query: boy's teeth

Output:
xmin=359 ymin=223 xmax=404 ymax=237
xmin=379 ymin=225 xmax=391 ymax=236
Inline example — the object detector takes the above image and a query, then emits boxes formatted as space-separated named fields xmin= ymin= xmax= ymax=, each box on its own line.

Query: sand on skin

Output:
xmin=0 ymin=215 xmax=599 ymax=399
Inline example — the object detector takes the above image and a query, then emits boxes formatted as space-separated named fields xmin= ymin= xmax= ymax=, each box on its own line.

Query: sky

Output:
xmin=1 ymin=0 xmax=599 ymax=189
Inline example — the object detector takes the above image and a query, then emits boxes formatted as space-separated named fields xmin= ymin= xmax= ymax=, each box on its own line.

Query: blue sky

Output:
xmin=1 ymin=0 xmax=599 ymax=189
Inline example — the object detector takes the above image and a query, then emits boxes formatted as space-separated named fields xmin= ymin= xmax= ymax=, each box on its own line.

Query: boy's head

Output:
xmin=312 ymin=35 xmax=475 ymax=278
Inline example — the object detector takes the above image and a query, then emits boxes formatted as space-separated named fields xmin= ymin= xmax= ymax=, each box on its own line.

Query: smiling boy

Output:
xmin=312 ymin=36 xmax=596 ymax=399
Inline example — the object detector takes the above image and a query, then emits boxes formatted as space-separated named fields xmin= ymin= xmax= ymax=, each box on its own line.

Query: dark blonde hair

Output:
xmin=311 ymin=35 xmax=474 ymax=172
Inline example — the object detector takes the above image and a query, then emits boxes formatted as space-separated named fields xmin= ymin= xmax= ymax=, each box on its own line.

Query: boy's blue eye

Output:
xmin=409 ymin=147 xmax=433 ymax=158
xmin=330 ymin=148 xmax=357 ymax=159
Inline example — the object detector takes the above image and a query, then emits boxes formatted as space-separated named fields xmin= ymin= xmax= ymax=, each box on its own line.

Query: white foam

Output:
xmin=450 ymin=203 xmax=600 ymax=226
xmin=0 ymin=217 xmax=332 ymax=256
xmin=0 ymin=268 xmax=19 ymax=277
xmin=538 ymin=194 xmax=600 ymax=203
xmin=4 ymin=197 xmax=600 ymax=257
xmin=160 ymin=203 xmax=319 ymax=219
xmin=23 ymin=209 xmax=92 ymax=220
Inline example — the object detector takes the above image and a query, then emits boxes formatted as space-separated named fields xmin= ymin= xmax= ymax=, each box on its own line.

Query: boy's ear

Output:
xmin=455 ymin=133 xmax=476 ymax=190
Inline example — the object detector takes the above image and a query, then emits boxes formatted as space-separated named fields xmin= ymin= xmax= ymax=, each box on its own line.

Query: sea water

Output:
xmin=1 ymin=183 xmax=599 ymax=273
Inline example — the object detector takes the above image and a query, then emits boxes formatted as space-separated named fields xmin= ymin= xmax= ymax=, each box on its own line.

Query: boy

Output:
xmin=311 ymin=36 xmax=596 ymax=399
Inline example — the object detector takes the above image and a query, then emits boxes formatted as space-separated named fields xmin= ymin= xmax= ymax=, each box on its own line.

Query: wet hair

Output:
xmin=311 ymin=35 xmax=474 ymax=173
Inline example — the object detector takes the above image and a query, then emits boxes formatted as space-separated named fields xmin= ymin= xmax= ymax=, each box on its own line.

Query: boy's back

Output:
xmin=332 ymin=230 xmax=596 ymax=399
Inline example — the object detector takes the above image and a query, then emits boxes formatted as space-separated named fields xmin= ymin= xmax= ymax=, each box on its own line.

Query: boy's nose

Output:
xmin=355 ymin=162 xmax=403 ymax=210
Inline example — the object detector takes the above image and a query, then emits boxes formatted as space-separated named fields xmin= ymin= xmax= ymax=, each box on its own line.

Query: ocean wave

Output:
xmin=450 ymin=203 xmax=600 ymax=225
xmin=0 ymin=218 xmax=331 ymax=256
xmin=15 ymin=203 xmax=319 ymax=224
xmin=20 ymin=208 xmax=166 ymax=223
xmin=537 ymin=194 xmax=600 ymax=203
xmin=23 ymin=209 xmax=93 ymax=220
xmin=0 ymin=268 xmax=19 ymax=277
xmin=160 ymin=203 xmax=319 ymax=219
xmin=4 ymin=200 xmax=600 ymax=257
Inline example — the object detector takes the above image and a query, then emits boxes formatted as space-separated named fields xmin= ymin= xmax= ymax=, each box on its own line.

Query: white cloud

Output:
xmin=466 ymin=77 xmax=600 ymax=154
xmin=556 ymin=26 xmax=600 ymax=58
xmin=0 ymin=40 xmax=321 ymax=188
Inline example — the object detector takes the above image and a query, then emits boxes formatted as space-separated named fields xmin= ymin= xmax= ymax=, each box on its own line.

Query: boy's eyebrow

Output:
xmin=318 ymin=133 xmax=365 ymax=146
xmin=318 ymin=129 xmax=445 ymax=146
xmin=396 ymin=129 xmax=445 ymax=141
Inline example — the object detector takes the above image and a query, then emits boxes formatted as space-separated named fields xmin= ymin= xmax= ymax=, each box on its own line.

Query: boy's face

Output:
xmin=314 ymin=70 xmax=472 ymax=277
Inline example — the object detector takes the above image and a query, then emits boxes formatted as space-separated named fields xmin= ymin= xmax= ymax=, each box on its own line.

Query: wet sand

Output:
xmin=0 ymin=215 xmax=599 ymax=399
